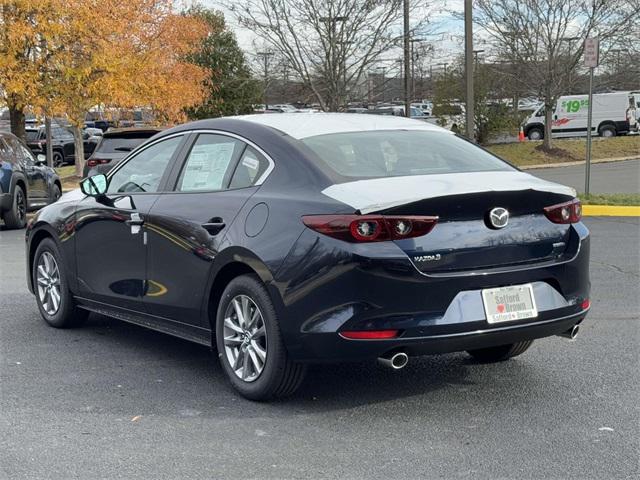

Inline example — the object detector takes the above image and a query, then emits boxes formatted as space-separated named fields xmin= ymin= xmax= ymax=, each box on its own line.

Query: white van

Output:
xmin=523 ymin=91 xmax=639 ymax=140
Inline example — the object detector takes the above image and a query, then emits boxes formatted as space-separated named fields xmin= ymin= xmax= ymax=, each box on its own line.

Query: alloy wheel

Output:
xmin=36 ymin=252 xmax=61 ymax=315
xmin=16 ymin=189 xmax=26 ymax=223
xmin=223 ymin=295 xmax=267 ymax=382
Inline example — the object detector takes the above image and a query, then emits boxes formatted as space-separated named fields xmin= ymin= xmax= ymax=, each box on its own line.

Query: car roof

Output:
xmin=231 ymin=113 xmax=449 ymax=139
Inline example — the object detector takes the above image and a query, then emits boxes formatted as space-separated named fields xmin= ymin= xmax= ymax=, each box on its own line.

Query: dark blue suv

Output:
xmin=0 ymin=131 xmax=62 ymax=229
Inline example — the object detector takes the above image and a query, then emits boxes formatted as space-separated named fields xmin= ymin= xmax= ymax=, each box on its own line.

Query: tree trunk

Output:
xmin=44 ymin=117 xmax=54 ymax=168
xmin=72 ymin=125 xmax=85 ymax=177
xmin=9 ymin=105 xmax=26 ymax=141
xmin=543 ymin=105 xmax=553 ymax=150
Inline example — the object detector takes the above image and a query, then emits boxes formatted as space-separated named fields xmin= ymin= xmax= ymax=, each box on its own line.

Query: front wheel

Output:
xmin=467 ymin=340 xmax=533 ymax=363
xmin=527 ymin=127 xmax=543 ymax=140
xmin=33 ymin=238 xmax=88 ymax=328
xmin=2 ymin=185 xmax=27 ymax=229
xmin=215 ymin=274 xmax=307 ymax=400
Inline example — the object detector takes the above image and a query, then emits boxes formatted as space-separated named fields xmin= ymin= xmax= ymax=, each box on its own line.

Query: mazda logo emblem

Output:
xmin=488 ymin=207 xmax=509 ymax=229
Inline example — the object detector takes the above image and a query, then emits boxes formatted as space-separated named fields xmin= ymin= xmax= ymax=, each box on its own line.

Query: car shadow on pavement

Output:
xmin=80 ymin=313 xmax=537 ymax=414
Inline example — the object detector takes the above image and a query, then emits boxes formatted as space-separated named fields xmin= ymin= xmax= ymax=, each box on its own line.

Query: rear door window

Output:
xmin=177 ymin=134 xmax=243 ymax=192
xmin=229 ymin=147 xmax=269 ymax=189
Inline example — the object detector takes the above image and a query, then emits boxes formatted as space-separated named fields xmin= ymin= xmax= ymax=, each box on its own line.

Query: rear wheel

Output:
xmin=527 ymin=127 xmax=543 ymax=140
xmin=215 ymin=274 xmax=306 ymax=400
xmin=2 ymin=185 xmax=27 ymax=229
xmin=33 ymin=238 xmax=88 ymax=328
xmin=598 ymin=125 xmax=616 ymax=138
xmin=50 ymin=183 xmax=62 ymax=204
xmin=52 ymin=151 xmax=64 ymax=167
xmin=467 ymin=340 xmax=533 ymax=363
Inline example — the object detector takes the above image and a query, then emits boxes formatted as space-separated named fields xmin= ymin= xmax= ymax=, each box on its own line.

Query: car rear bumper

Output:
xmin=290 ymin=308 xmax=588 ymax=362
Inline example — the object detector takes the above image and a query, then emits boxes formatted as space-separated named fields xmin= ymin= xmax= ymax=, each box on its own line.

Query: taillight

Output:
xmin=543 ymin=199 xmax=582 ymax=224
xmin=87 ymin=159 xmax=111 ymax=167
xmin=302 ymin=215 xmax=438 ymax=242
xmin=340 ymin=330 xmax=400 ymax=340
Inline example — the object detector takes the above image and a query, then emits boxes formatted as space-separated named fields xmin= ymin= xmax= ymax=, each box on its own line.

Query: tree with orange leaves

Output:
xmin=1 ymin=0 xmax=207 ymax=175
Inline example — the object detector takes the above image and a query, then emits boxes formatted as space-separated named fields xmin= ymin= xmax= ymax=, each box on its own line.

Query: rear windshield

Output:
xmin=301 ymin=130 xmax=513 ymax=179
xmin=96 ymin=136 xmax=150 ymax=153
xmin=25 ymin=130 xmax=40 ymax=142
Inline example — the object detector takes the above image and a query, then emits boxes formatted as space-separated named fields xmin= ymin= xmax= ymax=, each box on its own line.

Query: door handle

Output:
xmin=125 ymin=213 xmax=144 ymax=226
xmin=202 ymin=218 xmax=225 ymax=235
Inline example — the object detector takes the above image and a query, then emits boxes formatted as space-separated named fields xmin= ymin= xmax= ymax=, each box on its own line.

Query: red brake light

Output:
xmin=581 ymin=299 xmax=590 ymax=310
xmin=340 ymin=330 xmax=400 ymax=340
xmin=87 ymin=159 xmax=111 ymax=167
xmin=302 ymin=215 xmax=438 ymax=242
xmin=544 ymin=199 xmax=582 ymax=224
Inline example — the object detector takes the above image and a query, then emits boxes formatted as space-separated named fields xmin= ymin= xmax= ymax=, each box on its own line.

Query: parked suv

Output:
xmin=0 ymin=132 xmax=62 ymax=229
xmin=25 ymin=125 xmax=76 ymax=167
xmin=82 ymin=128 xmax=161 ymax=177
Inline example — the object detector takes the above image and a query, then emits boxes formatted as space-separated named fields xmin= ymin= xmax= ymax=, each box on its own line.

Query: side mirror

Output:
xmin=36 ymin=154 xmax=47 ymax=166
xmin=80 ymin=173 xmax=108 ymax=197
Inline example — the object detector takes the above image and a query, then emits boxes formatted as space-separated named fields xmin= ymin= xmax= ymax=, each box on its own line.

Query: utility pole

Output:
xmin=464 ymin=0 xmax=474 ymax=140
xmin=410 ymin=39 xmax=424 ymax=103
xmin=256 ymin=51 xmax=274 ymax=109
xmin=403 ymin=0 xmax=411 ymax=117
xmin=583 ymin=37 xmax=600 ymax=195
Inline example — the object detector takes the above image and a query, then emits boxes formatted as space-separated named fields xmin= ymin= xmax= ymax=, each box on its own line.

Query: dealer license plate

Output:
xmin=481 ymin=284 xmax=538 ymax=324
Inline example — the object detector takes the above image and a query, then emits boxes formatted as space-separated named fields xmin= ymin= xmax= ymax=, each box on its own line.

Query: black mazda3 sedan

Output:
xmin=26 ymin=114 xmax=590 ymax=400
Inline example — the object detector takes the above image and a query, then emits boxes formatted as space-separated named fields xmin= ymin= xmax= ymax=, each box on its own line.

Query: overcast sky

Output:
xmin=187 ymin=0 xmax=478 ymax=71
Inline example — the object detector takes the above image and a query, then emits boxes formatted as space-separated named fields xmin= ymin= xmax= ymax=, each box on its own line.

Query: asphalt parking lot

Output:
xmin=532 ymin=159 xmax=640 ymax=194
xmin=1 ymin=217 xmax=638 ymax=479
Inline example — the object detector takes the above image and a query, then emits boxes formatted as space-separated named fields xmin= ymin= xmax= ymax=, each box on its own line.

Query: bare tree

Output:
xmin=224 ymin=0 xmax=432 ymax=111
xmin=475 ymin=0 xmax=638 ymax=150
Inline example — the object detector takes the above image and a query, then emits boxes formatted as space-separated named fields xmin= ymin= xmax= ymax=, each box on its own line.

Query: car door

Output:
xmin=23 ymin=145 xmax=47 ymax=200
xmin=74 ymin=134 xmax=188 ymax=312
xmin=144 ymin=132 xmax=271 ymax=326
xmin=4 ymin=136 xmax=46 ymax=200
xmin=58 ymin=127 xmax=76 ymax=161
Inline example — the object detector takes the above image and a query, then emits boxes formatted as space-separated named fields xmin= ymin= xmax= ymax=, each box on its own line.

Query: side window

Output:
xmin=0 ymin=138 xmax=10 ymax=156
xmin=4 ymin=137 xmax=24 ymax=161
xmin=229 ymin=146 xmax=269 ymax=189
xmin=19 ymin=144 xmax=35 ymax=165
xmin=107 ymin=136 xmax=182 ymax=194
xmin=178 ymin=134 xmax=242 ymax=192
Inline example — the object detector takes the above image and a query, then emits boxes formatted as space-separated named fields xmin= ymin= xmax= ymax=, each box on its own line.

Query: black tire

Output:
xmin=215 ymin=274 xmax=307 ymax=401
xmin=467 ymin=340 xmax=533 ymax=363
xmin=32 ymin=238 xmax=88 ymax=328
xmin=527 ymin=127 xmax=544 ymax=141
xmin=50 ymin=183 xmax=62 ymax=204
xmin=52 ymin=151 xmax=64 ymax=167
xmin=598 ymin=124 xmax=616 ymax=138
xmin=2 ymin=185 xmax=27 ymax=229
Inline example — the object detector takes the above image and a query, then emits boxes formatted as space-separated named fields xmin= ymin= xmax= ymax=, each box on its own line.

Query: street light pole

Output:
xmin=464 ymin=0 xmax=474 ymax=140
xmin=403 ymin=0 xmax=411 ymax=117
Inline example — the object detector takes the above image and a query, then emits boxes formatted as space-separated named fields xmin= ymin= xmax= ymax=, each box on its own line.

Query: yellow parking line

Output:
xmin=583 ymin=205 xmax=640 ymax=216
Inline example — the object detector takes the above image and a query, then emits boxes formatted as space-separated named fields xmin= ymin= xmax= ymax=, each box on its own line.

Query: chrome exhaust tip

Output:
xmin=558 ymin=324 xmax=580 ymax=340
xmin=378 ymin=352 xmax=409 ymax=370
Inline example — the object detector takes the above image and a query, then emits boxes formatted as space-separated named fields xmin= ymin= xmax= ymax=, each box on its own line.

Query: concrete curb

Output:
xmin=583 ymin=205 xmax=640 ymax=217
xmin=521 ymin=156 xmax=640 ymax=170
